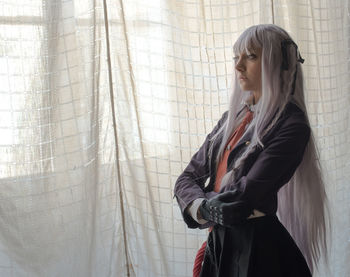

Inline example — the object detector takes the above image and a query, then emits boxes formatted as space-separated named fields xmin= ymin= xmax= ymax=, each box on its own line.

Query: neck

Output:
xmin=253 ymin=91 xmax=261 ymax=103
xmin=247 ymin=91 xmax=261 ymax=106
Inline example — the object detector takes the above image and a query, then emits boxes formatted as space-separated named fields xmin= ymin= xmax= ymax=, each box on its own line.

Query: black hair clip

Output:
xmin=281 ymin=39 xmax=304 ymax=71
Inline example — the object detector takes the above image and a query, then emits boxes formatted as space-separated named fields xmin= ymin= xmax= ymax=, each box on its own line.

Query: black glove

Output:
xmin=198 ymin=191 xmax=253 ymax=227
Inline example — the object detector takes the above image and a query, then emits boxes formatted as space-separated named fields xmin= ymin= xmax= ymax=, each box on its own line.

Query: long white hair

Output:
xmin=210 ymin=24 xmax=329 ymax=273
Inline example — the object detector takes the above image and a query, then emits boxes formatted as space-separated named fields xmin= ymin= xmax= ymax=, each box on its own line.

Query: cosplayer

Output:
xmin=174 ymin=24 xmax=329 ymax=277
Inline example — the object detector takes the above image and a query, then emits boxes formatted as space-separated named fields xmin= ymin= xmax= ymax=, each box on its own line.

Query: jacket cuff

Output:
xmin=187 ymin=198 xmax=208 ymax=224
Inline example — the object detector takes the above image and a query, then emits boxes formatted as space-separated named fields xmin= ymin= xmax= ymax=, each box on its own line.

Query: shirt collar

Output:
xmin=243 ymin=100 xmax=257 ymax=112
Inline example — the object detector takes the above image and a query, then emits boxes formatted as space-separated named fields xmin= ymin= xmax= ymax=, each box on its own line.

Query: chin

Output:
xmin=240 ymin=86 xmax=252 ymax=91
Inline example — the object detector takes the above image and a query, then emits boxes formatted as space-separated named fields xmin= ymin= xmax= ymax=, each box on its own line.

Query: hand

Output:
xmin=198 ymin=191 xmax=252 ymax=227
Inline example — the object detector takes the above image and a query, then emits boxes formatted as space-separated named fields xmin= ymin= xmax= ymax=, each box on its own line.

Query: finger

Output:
xmin=217 ymin=191 xmax=240 ymax=203
xmin=220 ymin=201 xmax=246 ymax=213
xmin=220 ymin=203 xmax=247 ymax=221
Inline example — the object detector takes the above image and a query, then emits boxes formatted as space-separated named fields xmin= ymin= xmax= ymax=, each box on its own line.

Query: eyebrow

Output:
xmin=233 ymin=51 xmax=256 ymax=59
xmin=234 ymin=48 xmax=257 ymax=55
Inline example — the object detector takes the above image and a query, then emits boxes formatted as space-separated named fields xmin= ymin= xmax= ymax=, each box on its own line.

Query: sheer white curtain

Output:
xmin=0 ymin=0 xmax=348 ymax=276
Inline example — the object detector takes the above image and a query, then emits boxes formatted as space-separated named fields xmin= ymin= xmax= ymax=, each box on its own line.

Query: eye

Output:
xmin=247 ymin=54 xmax=257 ymax=59
xmin=233 ymin=56 xmax=239 ymax=62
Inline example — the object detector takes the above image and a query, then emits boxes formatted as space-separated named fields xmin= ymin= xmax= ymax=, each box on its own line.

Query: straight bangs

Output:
xmin=233 ymin=27 xmax=262 ymax=56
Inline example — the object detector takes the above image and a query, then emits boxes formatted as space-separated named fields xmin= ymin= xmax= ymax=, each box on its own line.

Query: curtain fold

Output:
xmin=0 ymin=0 xmax=348 ymax=276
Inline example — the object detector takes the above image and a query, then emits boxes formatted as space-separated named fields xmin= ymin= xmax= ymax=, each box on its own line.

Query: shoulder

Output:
xmin=220 ymin=110 xmax=229 ymax=122
xmin=263 ymin=101 xmax=311 ymax=145
xmin=211 ymin=111 xmax=229 ymax=134
xmin=278 ymin=101 xmax=309 ymax=126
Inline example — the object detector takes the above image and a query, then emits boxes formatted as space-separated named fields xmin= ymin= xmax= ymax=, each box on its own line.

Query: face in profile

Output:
xmin=234 ymin=48 xmax=262 ymax=96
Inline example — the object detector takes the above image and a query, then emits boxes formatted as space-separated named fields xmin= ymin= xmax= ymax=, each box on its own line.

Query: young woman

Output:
xmin=174 ymin=24 xmax=329 ymax=277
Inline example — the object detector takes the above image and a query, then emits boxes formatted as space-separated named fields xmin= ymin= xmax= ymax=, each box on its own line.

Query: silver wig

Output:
xmin=210 ymin=24 xmax=329 ymax=273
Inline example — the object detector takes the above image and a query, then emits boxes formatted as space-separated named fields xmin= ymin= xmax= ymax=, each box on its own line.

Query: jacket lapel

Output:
xmin=227 ymin=126 xmax=255 ymax=169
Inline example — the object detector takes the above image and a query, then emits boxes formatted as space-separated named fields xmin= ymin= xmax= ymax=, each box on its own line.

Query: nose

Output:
xmin=235 ymin=56 xmax=245 ymax=72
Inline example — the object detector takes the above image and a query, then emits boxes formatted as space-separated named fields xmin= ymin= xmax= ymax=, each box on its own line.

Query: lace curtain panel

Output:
xmin=0 ymin=0 xmax=349 ymax=276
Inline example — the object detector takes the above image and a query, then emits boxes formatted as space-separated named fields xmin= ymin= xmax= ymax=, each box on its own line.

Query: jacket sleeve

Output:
xmin=221 ymin=114 xmax=311 ymax=212
xmin=174 ymin=111 xmax=227 ymax=228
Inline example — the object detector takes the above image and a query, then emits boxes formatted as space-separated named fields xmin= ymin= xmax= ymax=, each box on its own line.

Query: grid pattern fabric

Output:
xmin=0 ymin=0 xmax=348 ymax=276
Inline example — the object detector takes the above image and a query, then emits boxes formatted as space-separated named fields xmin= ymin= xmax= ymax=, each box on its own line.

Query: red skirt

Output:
xmin=198 ymin=215 xmax=311 ymax=277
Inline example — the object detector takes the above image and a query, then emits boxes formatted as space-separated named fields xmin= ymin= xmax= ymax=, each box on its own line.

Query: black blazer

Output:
xmin=174 ymin=102 xmax=311 ymax=228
